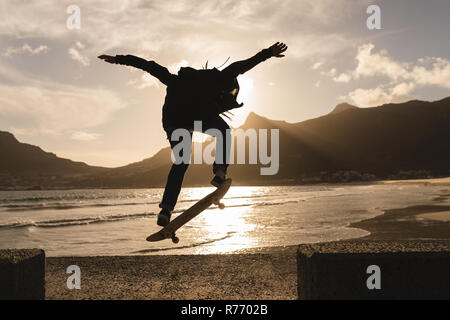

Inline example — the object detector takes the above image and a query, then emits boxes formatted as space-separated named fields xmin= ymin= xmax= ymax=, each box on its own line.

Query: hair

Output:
xmin=201 ymin=57 xmax=230 ymax=70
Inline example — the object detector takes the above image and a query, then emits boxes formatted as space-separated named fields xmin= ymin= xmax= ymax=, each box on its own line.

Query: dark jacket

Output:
xmin=115 ymin=48 xmax=272 ymax=130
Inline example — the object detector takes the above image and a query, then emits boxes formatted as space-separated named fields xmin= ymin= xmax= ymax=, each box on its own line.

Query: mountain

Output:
xmin=76 ymin=97 xmax=450 ymax=187
xmin=1 ymin=97 xmax=450 ymax=189
xmin=0 ymin=131 xmax=105 ymax=188
xmin=329 ymin=103 xmax=359 ymax=115
xmin=282 ymin=97 xmax=450 ymax=182
xmin=0 ymin=131 xmax=103 ymax=173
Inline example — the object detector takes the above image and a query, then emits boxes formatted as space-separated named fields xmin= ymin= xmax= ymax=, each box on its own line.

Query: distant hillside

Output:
xmin=329 ymin=103 xmax=359 ymax=115
xmin=1 ymin=97 xmax=450 ymax=189
xmin=0 ymin=131 xmax=105 ymax=189
xmin=0 ymin=131 xmax=102 ymax=173
xmin=76 ymin=97 xmax=450 ymax=187
xmin=281 ymin=97 xmax=450 ymax=182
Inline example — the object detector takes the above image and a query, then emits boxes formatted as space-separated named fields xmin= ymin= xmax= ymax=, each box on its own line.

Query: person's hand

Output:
xmin=269 ymin=42 xmax=288 ymax=58
xmin=98 ymin=55 xmax=117 ymax=64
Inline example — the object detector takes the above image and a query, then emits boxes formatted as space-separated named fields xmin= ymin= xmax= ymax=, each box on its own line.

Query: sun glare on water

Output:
xmin=183 ymin=186 xmax=263 ymax=254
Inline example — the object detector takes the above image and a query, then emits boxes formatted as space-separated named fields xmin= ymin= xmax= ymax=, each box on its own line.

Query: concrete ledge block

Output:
xmin=0 ymin=249 xmax=45 ymax=300
xmin=297 ymin=240 xmax=450 ymax=300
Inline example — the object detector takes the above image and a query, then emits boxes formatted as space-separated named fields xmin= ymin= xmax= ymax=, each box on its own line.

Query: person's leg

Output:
xmin=159 ymin=162 xmax=189 ymax=211
xmin=158 ymin=129 xmax=192 ymax=225
xmin=201 ymin=116 xmax=231 ymax=185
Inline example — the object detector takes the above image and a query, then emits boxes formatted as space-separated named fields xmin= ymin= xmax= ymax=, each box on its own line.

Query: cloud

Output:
xmin=329 ymin=43 xmax=450 ymax=88
xmin=71 ymin=131 xmax=102 ymax=141
xmin=75 ymin=41 xmax=85 ymax=49
xmin=353 ymin=43 xmax=409 ymax=80
xmin=345 ymin=82 xmax=416 ymax=107
xmin=68 ymin=43 xmax=89 ymax=66
xmin=317 ymin=43 xmax=450 ymax=106
xmin=333 ymin=73 xmax=351 ymax=83
xmin=315 ymin=43 xmax=411 ymax=83
xmin=0 ymin=0 xmax=368 ymax=65
xmin=321 ymin=68 xmax=336 ymax=77
xmin=390 ymin=82 xmax=416 ymax=97
xmin=128 ymin=73 xmax=160 ymax=89
xmin=9 ymin=127 xmax=54 ymax=137
xmin=407 ymin=57 xmax=450 ymax=88
xmin=2 ymin=43 xmax=49 ymax=57
xmin=312 ymin=62 xmax=351 ymax=82
xmin=312 ymin=62 xmax=323 ymax=70
xmin=285 ymin=33 xmax=352 ymax=61
xmin=345 ymin=87 xmax=392 ymax=107
xmin=0 ymin=84 xmax=125 ymax=133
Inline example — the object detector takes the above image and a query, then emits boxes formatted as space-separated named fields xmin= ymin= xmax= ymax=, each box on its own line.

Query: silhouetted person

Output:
xmin=99 ymin=42 xmax=287 ymax=226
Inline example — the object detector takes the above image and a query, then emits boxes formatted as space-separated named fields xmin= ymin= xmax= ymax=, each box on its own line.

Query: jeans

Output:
xmin=159 ymin=116 xmax=231 ymax=211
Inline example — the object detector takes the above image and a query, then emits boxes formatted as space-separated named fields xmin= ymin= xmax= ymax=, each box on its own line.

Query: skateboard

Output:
xmin=146 ymin=178 xmax=232 ymax=243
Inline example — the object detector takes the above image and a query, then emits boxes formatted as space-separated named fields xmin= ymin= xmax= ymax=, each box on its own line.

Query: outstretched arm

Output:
xmin=222 ymin=42 xmax=288 ymax=77
xmin=98 ymin=54 xmax=176 ymax=86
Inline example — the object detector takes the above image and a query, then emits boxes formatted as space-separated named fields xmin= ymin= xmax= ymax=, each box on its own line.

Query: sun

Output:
xmin=227 ymin=75 xmax=254 ymax=127
xmin=237 ymin=75 xmax=254 ymax=104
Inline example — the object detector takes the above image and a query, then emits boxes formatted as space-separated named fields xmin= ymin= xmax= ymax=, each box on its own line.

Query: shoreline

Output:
xmin=349 ymin=204 xmax=450 ymax=241
xmin=43 ymin=178 xmax=450 ymax=299
xmin=45 ymin=203 xmax=450 ymax=300
xmin=47 ymin=180 xmax=450 ymax=257
xmin=349 ymin=186 xmax=450 ymax=241
xmin=4 ymin=175 xmax=450 ymax=192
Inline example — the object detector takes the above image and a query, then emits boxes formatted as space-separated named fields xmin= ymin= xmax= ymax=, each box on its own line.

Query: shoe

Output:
xmin=210 ymin=175 xmax=226 ymax=187
xmin=157 ymin=208 xmax=172 ymax=227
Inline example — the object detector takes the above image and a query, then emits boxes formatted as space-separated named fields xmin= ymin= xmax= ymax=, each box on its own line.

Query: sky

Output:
xmin=1 ymin=0 xmax=449 ymax=167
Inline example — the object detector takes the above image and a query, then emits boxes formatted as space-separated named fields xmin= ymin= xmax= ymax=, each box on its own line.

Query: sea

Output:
xmin=0 ymin=180 xmax=445 ymax=256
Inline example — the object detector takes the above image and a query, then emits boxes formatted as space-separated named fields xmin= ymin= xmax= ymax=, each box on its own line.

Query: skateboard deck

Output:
xmin=146 ymin=178 xmax=232 ymax=243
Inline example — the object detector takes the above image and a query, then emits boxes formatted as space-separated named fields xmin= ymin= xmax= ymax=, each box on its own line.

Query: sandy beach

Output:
xmin=45 ymin=246 xmax=298 ymax=300
xmin=45 ymin=182 xmax=450 ymax=299
xmin=350 ymin=181 xmax=450 ymax=240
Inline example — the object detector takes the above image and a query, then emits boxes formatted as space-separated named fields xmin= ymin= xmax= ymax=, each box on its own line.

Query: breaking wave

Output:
xmin=0 ymin=212 xmax=156 ymax=229
xmin=0 ymin=199 xmax=300 ymax=230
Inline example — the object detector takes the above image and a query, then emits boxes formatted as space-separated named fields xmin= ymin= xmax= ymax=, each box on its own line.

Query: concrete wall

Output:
xmin=297 ymin=240 xmax=450 ymax=300
xmin=0 ymin=249 xmax=45 ymax=300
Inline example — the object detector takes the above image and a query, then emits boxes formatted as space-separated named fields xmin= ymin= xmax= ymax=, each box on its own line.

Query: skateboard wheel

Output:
xmin=172 ymin=236 xmax=179 ymax=244
xmin=218 ymin=203 xmax=225 ymax=210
